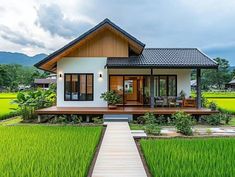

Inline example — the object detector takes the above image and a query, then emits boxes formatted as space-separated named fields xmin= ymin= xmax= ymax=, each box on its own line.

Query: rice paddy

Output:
xmin=0 ymin=126 xmax=102 ymax=177
xmin=140 ymin=138 xmax=235 ymax=177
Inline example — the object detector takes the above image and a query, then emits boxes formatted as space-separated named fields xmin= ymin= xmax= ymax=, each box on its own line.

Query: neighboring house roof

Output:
xmin=34 ymin=18 xmax=145 ymax=72
xmin=34 ymin=79 xmax=56 ymax=84
xmin=106 ymin=48 xmax=218 ymax=69
xmin=191 ymin=80 xmax=197 ymax=87
xmin=229 ymin=79 xmax=235 ymax=85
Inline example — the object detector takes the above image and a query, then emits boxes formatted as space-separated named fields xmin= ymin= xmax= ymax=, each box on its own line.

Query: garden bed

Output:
xmin=139 ymin=138 xmax=235 ymax=177
xmin=0 ymin=125 xmax=103 ymax=177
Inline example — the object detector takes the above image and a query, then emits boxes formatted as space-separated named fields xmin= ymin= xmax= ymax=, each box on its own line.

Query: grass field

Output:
xmin=0 ymin=93 xmax=17 ymax=116
xmin=140 ymin=138 xmax=235 ymax=177
xmin=0 ymin=126 xmax=102 ymax=177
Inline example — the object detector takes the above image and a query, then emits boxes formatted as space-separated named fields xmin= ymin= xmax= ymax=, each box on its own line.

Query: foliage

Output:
xmin=201 ymin=57 xmax=232 ymax=90
xmin=0 ymin=126 xmax=102 ymax=177
xmin=172 ymin=111 xmax=194 ymax=135
xmin=93 ymin=117 xmax=103 ymax=124
xmin=71 ymin=115 xmax=82 ymax=124
xmin=179 ymin=90 xmax=186 ymax=99
xmin=13 ymin=87 xmax=56 ymax=120
xmin=0 ymin=64 xmax=49 ymax=91
xmin=221 ymin=113 xmax=232 ymax=124
xmin=140 ymin=138 xmax=235 ymax=177
xmin=144 ymin=124 xmax=161 ymax=135
xmin=100 ymin=90 xmax=121 ymax=105
xmin=137 ymin=112 xmax=156 ymax=125
xmin=208 ymin=101 xmax=217 ymax=110
xmin=203 ymin=113 xmax=222 ymax=125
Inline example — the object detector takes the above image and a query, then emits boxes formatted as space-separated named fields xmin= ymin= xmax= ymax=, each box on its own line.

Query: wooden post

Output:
xmin=150 ymin=68 xmax=155 ymax=108
xmin=38 ymin=115 xmax=41 ymax=123
xmin=86 ymin=115 xmax=90 ymax=123
xmin=196 ymin=68 xmax=202 ymax=109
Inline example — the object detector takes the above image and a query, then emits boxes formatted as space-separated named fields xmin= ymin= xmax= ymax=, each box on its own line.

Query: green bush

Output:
xmin=172 ymin=111 xmax=194 ymax=136
xmin=204 ymin=113 xmax=232 ymax=125
xmin=71 ymin=115 xmax=82 ymax=124
xmin=100 ymin=91 xmax=121 ymax=105
xmin=137 ymin=112 xmax=156 ymax=125
xmin=221 ymin=113 xmax=232 ymax=124
xmin=204 ymin=114 xmax=221 ymax=125
xmin=93 ymin=117 xmax=103 ymax=124
xmin=208 ymin=101 xmax=217 ymax=110
xmin=144 ymin=124 xmax=161 ymax=135
xmin=13 ymin=87 xmax=56 ymax=120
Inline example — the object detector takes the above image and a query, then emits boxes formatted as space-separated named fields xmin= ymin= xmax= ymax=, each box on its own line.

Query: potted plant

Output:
xmin=100 ymin=90 xmax=121 ymax=109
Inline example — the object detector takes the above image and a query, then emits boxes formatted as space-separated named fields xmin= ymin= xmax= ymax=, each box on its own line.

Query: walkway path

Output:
xmin=92 ymin=122 xmax=147 ymax=177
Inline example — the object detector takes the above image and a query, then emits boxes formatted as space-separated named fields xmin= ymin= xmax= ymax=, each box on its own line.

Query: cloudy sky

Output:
xmin=0 ymin=0 xmax=235 ymax=65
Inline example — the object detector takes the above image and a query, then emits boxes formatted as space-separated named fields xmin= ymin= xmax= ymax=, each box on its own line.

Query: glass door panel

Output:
xmin=109 ymin=76 xmax=124 ymax=104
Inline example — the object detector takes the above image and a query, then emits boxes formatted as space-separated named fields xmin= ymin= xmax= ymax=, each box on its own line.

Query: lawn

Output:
xmin=0 ymin=126 xmax=102 ymax=177
xmin=140 ymin=138 xmax=235 ymax=177
xmin=0 ymin=93 xmax=17 ymax=116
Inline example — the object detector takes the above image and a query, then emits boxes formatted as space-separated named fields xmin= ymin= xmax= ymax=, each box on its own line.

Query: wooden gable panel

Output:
xmin=67 ymin=28 xmax=129 ymax=57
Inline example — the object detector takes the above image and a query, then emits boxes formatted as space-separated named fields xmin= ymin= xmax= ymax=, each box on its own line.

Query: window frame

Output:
xmin=156 ymin=75 xmax=177 ymax=97
xmin=64 ymin=73 xmax=94 ymax=101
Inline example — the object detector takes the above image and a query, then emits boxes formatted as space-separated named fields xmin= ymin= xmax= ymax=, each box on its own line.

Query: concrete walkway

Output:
xmin=92 ymin=122 xmax=147 ymax=177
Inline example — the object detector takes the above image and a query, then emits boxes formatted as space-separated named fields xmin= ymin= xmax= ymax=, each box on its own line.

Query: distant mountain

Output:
xmin=0 ymin=51 xmax=47 ymax=66
xmin=229 ymin=66 xmax=235 ymax=71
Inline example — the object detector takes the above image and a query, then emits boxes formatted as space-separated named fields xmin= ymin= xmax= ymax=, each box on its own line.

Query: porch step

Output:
xmin=131 ymin=130 xmax=147 ymax=138
xmin=103 ymin=114 xmax=133 ymax=122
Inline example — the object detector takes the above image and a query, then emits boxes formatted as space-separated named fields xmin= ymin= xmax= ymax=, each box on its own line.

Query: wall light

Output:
xmin=59 ymin=73 xmax=62 ymax=78
xmin=99 ymin=73 xmax=103 ymax=78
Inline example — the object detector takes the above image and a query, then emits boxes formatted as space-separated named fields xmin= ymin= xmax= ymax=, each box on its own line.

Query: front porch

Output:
xmin=35 ymin=106 xmax=218 ymax=115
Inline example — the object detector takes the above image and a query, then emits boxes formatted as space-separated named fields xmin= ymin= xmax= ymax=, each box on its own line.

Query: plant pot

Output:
xmin=108 ymin=105 xmax=117 ymax=109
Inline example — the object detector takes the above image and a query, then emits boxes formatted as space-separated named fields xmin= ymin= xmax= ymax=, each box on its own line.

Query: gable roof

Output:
xmin=106 ymin=48 xmax=218 ymax=69
xmin=229 ymin=79 xmax=235 ymax=85
xmin=34 ymin=18 xmax=145 ymax=71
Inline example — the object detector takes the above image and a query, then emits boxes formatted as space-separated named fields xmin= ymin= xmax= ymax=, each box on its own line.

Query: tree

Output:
xmin=202 ymin=57 xmax=232 ymax=90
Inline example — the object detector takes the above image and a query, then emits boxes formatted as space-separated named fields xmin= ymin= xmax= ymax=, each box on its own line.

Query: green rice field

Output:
xmin=0 ymin=126 xmax=102 ymax=177
xmin=0 ymin=93 xmax=17 ymax=116
xmin=208 ymin=98 xmax=235 ymax=113
xmin=140 ymin=138 xmax=235 ymax=177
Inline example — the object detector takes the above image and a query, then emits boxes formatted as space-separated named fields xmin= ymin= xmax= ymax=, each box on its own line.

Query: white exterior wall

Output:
xmin=57 ymin=57 xmax=107 ymax=107
xmin=109 ymin=68 xmax=191 ymax=97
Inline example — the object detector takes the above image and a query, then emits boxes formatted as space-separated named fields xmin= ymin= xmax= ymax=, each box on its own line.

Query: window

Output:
xmin=154 ymin=75 xmax=177 ymax=97
xmin=64 ymin=73 xmax=93 ymax=101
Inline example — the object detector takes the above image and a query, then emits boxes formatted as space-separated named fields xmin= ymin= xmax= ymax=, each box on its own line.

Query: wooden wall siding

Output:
xmin=67 ymin=29 xmax=129 ymax=57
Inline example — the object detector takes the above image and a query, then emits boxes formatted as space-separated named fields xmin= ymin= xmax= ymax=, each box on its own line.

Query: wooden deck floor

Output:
xmin=36 ymin=106 xmax=218 ymax=115
xmin=92 ymin=122 xmax=147 ymax=177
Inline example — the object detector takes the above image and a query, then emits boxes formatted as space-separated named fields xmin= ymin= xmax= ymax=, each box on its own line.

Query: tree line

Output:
xmin=192 ymin=57 xmax=235 ymax=90
xmin=0 ymin=64 xmax=49 ymax=91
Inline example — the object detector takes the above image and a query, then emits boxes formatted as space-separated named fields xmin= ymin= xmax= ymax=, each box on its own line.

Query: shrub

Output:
xmin=144 ymin=124 xmax=161 ymax=135
xmin=204 ymin=113 xmax=222 ymax=125
xmin=208 ymin=101 xmax=217 ymax=110
xmin=13 ymin=87 xmax=56 ymax=120
xmin=71 ymin=115 xmax=82 ymax=124
xmin=156 ymin=115 xmax=168 ymax=125
xmin=221 ymin=113 xmax=232 ymax=124
xmin=93 ymin=117 xmax=103 ymax=124
xmin=172 ymin=111 xmax=194 ymax=136
xmin=137 ymin=112 xmax=156 ymax=125
xmin=100 ymin=91 xmax=121 ymax=105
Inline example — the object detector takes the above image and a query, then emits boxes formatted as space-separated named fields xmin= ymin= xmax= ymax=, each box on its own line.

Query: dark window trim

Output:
xmin=64 ymin=73 xmax=94 ymax=101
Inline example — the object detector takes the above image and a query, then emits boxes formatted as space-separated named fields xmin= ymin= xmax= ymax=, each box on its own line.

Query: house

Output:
xmin=34 ymin=74 xmax=57 ymax=89
xmin=34 ymin=18 xmax=218 ymax=119
xmin=190 ymin=80 xmax=197 ymax=90
xmin=226 ymin=79 xmax=235 ymax=90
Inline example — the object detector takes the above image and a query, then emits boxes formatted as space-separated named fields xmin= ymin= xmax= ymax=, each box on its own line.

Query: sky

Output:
xmin=0 ymin=0 xmax=235 ymax=65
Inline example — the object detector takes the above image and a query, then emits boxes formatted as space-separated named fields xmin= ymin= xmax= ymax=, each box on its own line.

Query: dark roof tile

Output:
xmin=106 ymin=48 xmax=218 ymax=68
